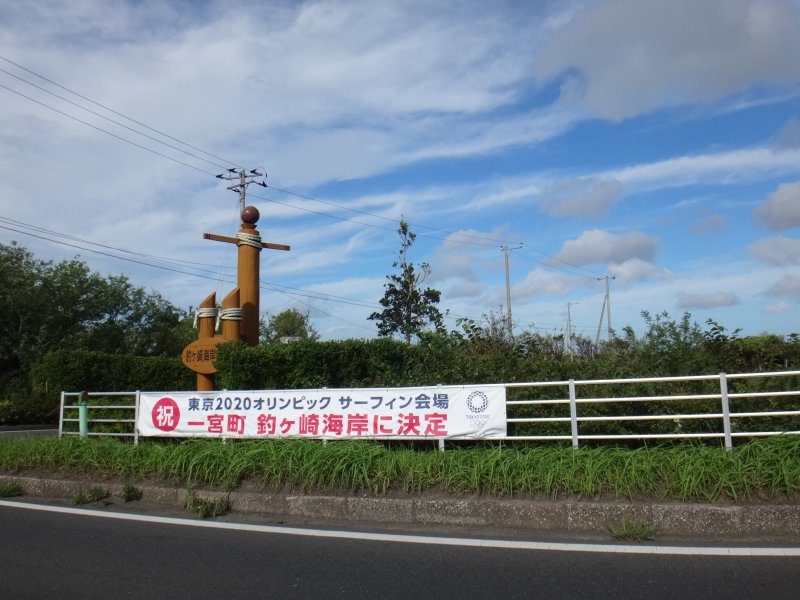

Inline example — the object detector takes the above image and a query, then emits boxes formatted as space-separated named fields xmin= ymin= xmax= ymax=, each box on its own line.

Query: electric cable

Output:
xmin=1 ymin=57 xmax=611 ymax=285
xmin=0 ymin=55 xmax=241 ymax=169
xmin=0 ymin=219 xmax=380 ymax=309
xmin=0 ymin=66 xmax=233 ymax=171
xmin=0 ymin=82 xmax=216 ymax=176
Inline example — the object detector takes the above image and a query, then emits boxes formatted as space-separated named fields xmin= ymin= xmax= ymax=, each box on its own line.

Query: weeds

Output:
xmin=184 ymin=489 xmax=230 ymax=518
xmin=121 ymin=484 xmax=143 ymax=502
xmin=1 ymin=436 xmax=798 ymax=502
xmin=609 ymin=518 xmax=657 ymax=541
xmin=0 ymin=480 xmax=24 ymax=497
xmin=72 ymin=486 xmax=110 ymax=505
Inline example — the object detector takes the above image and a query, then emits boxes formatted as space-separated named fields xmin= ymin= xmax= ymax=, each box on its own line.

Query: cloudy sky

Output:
xmin=1 ymin=0 xmax=799 ymax=341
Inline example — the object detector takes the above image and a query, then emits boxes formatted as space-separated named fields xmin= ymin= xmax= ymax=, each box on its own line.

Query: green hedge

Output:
xmin=4 ymin=350 xmax=192 ymax=430
xmin=31 ymin=350 xmax=194 ymax=396
xmin=4 ymin=337 xmax=798 ymax=438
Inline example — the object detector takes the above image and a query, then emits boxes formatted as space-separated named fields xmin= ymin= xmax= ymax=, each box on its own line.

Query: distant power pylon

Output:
xmin=566 ymin=300 xmax=579 ymax=360
xmin=595 ymin=275 xmax=616 ymax=347
xmin=501 ymin=244 xmax=523 ymax=341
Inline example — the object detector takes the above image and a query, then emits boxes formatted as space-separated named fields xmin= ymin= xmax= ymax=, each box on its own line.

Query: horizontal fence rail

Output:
xmin=60 ymin=391 xmax=140 ymax=444
xmin=505 ymin=370 xmax=800 ymax=447
xmin=59 ymin=370 xmax=800 ymax=447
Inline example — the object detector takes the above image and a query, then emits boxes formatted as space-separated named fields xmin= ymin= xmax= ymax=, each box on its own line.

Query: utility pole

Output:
xmin=566 ymin=300 xmax=578 ymax=360
xmin=594 ymin=275 xmax=616 ymax=347
xmin=500 ymin=244 xmax=523 ymax=341
xmin=205 ymin=168 xmax=290 ymax=346
xmin=204 ymin=207 xmax=290 ymax=347
xmin=216 ymin=168 xmax=268 ymax=213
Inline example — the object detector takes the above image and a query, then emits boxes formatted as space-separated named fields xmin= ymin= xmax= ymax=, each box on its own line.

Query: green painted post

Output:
xmin=79 ymin=391 xmax=89 ymax=438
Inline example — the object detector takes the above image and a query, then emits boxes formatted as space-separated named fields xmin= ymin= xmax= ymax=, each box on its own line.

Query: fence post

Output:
xmin=134 ymin=391 xmax=141 ymax=445
xmin=78 ymin=391 xmax=89 ymax=438
xmin=568 ymin=379 xmax=579 ymax=448
xmin=58 ymin=392 xmax=65 ymax=439
xmin=719 ymin=373 xmax=733 ymax=450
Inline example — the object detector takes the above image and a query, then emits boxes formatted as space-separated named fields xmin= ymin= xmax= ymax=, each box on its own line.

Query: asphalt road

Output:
xmin=1 ymin=503 xmax=798 ymax=600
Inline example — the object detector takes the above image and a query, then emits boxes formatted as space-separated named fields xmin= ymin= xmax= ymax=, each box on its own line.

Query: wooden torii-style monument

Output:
xmin=181 ymin=205 xmax=290 ymax=391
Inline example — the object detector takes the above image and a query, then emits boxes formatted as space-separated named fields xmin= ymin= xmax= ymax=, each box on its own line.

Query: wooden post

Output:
xmin=203 ymin=206 xmax=290 ymax=346
xmin=221 ymin=288 xmax=241 ymax=342
xmin=238 ymin=219 xmax=260 ymax=347
xmin=196 ymin=292 xmax=217 ymax=392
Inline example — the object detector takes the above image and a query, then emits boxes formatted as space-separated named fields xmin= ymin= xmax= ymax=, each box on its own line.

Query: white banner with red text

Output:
xmin=137 ymin=385 xmax=507 ymax=439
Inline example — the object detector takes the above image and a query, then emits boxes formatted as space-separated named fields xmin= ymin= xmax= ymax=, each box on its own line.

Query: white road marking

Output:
xmin=1 ymin=500 xmax=798 ymax=556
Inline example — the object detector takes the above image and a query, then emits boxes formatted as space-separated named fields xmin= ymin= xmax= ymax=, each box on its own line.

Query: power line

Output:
xmin=0 ymin=221 xmax=380 ymax=310
xmin=0 ymin=66 xmax=232 ymax=171
xmin=252 ymin=192 xmax=492 ymax=247
xmin=0 ymin=61 xmax=503 ymax=246
xmin=0 ymin=82 xmax=216 ymax=176
xmin=0 ymin=216 xmax=225 ymax=270
xmin=264 ymin=185 xmax=604 ymax=270
xmin=248 ymin=190 xmax=501 ymax=248
xmin=514 ymin=249 xmax=604 ymax=278
xmin=2 ymin=57 xmax=612 ymax=277
xmin=0 ymin=223 xmax=378 ymax=332
xmin=267 ymin=184 xmax=518 ymax=247
xmin=0 ymin=55 xmax=241 ymax=169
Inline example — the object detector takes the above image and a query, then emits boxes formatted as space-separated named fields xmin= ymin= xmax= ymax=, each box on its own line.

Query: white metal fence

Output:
xmin=60 ymin=370 xmax=800 ymax=447
xmin=60 ymin=391 xmax=139 ymax=443
xmin=505 ymin=370 xmax=800 ymax=448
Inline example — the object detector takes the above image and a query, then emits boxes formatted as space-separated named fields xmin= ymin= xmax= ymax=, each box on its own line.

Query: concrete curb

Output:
xmin=4 ymin=475 xmax=799 ymax=539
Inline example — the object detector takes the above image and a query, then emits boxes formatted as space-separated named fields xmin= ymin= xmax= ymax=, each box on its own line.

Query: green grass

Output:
xmin=72 ymin=486 xmax=110 ymax=505
xmin=184 ymin=489 xmax=230 ymax=518
xmin=0 ymin=480 xmax=24 ymax=497
xmin=121 ymin=484 xmax=143 ymax=502
xmin=0 ymin=436 xmax=798 ymax=502
xmin=609 ymin=518 xmax=656 ymax=541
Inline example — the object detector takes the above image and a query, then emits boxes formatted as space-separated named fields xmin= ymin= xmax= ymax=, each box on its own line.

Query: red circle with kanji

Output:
xmin=152 ymin=397 xmax=180 ymax=432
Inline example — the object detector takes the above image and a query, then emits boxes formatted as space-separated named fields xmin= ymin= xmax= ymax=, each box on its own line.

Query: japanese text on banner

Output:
xmin=138 ymin=386 xmax=506 ymax=440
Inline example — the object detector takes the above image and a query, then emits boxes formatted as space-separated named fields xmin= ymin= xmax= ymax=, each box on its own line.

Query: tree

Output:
xmin=260 ymin=308 xmax=319 ymax=344
xmin=0 ymin=242 xmax=193 ymax=377
xmin=369 ymin=220 xmax=444 ymax=342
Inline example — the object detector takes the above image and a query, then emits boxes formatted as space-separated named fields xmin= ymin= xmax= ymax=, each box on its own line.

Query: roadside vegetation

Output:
xmin=2 ymin=242 xmax=799 ymax=436
xmin=608 ymin=518 xmax=657 ymax=542
xmin=1 ymin=436 xmax=798 ymax=503
xmin=72 ymin=486 xmax=110 ymax=505
xmin=0 ymin=480 xmax=24 ymax=497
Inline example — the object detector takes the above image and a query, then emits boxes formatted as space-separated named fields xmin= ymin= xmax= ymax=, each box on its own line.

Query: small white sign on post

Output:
xmin=138 ymin=385 xmax=507 ymax=439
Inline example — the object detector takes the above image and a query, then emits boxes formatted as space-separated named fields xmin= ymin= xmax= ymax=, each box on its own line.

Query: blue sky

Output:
xmin=1 ymin=0 xmax=799 ymax=341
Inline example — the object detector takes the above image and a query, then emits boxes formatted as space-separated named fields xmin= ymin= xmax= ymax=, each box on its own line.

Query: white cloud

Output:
xmin=753 ymin=181 xmax=800 ymax=231
xmin=555 ymin=229 xmax=659 ymax=266
xmin=536 ymin=0 xmax=800 ymax=120
xmin=540 ymin=177 xmax=623 ymax=218
xmin=428 ymin=227 xmax=510 ymax=284
xmin=400 ymin=106 xmax=579 ymax=167
xmin=446 ymin=281 xmax=485 ymax=300
xmin=763 ymin=273 xmax=800 ymax=300
xmin=690 ymin=214 xmax=727 ymax=233
xmin=608 ymin=259 xmax=670 ymax=285
xmin=747 ymin=236 xmax=800 ymax=265
xmin=676 ymin=291 xmax=740 ymax=309
xmin=771 ymin=117 xmax=800 ymax=149
xmin=513 ymin=267 xmax=585 ymax=299
xmin=0 ymin=0 xmax=563 ymax=188
xmin=763 ymin=300 xmax=792 ymax=314
xmin=610 ymin=147 xmax=800 ymax=191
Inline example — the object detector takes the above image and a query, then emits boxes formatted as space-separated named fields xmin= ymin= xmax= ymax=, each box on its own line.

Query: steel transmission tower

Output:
xmin=500 ymin=244 xmax=523 ymax=341
xmin=566 ymin=300 xmax=578 ymax=360
xmin=595 ymin=275 xmax=616 ymax=348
